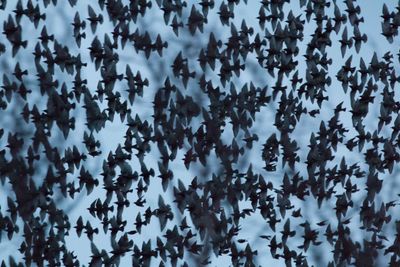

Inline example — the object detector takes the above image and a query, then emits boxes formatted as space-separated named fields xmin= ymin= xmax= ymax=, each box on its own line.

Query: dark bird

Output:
xmin=87 ymin=5 xmax=103 ymax=33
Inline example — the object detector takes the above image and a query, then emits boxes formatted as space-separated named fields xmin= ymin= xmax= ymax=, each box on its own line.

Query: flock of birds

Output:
xmin=0 ymin=0 xmax=400 ymax=266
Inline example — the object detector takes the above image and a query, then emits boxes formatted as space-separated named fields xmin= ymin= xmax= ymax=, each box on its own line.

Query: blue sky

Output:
xmin=0 ymin=1 xmax=400 ymax=266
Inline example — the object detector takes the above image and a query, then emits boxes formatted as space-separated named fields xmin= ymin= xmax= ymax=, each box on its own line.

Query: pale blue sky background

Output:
xmin=0 ymin=1 xmax=399 ymax=266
